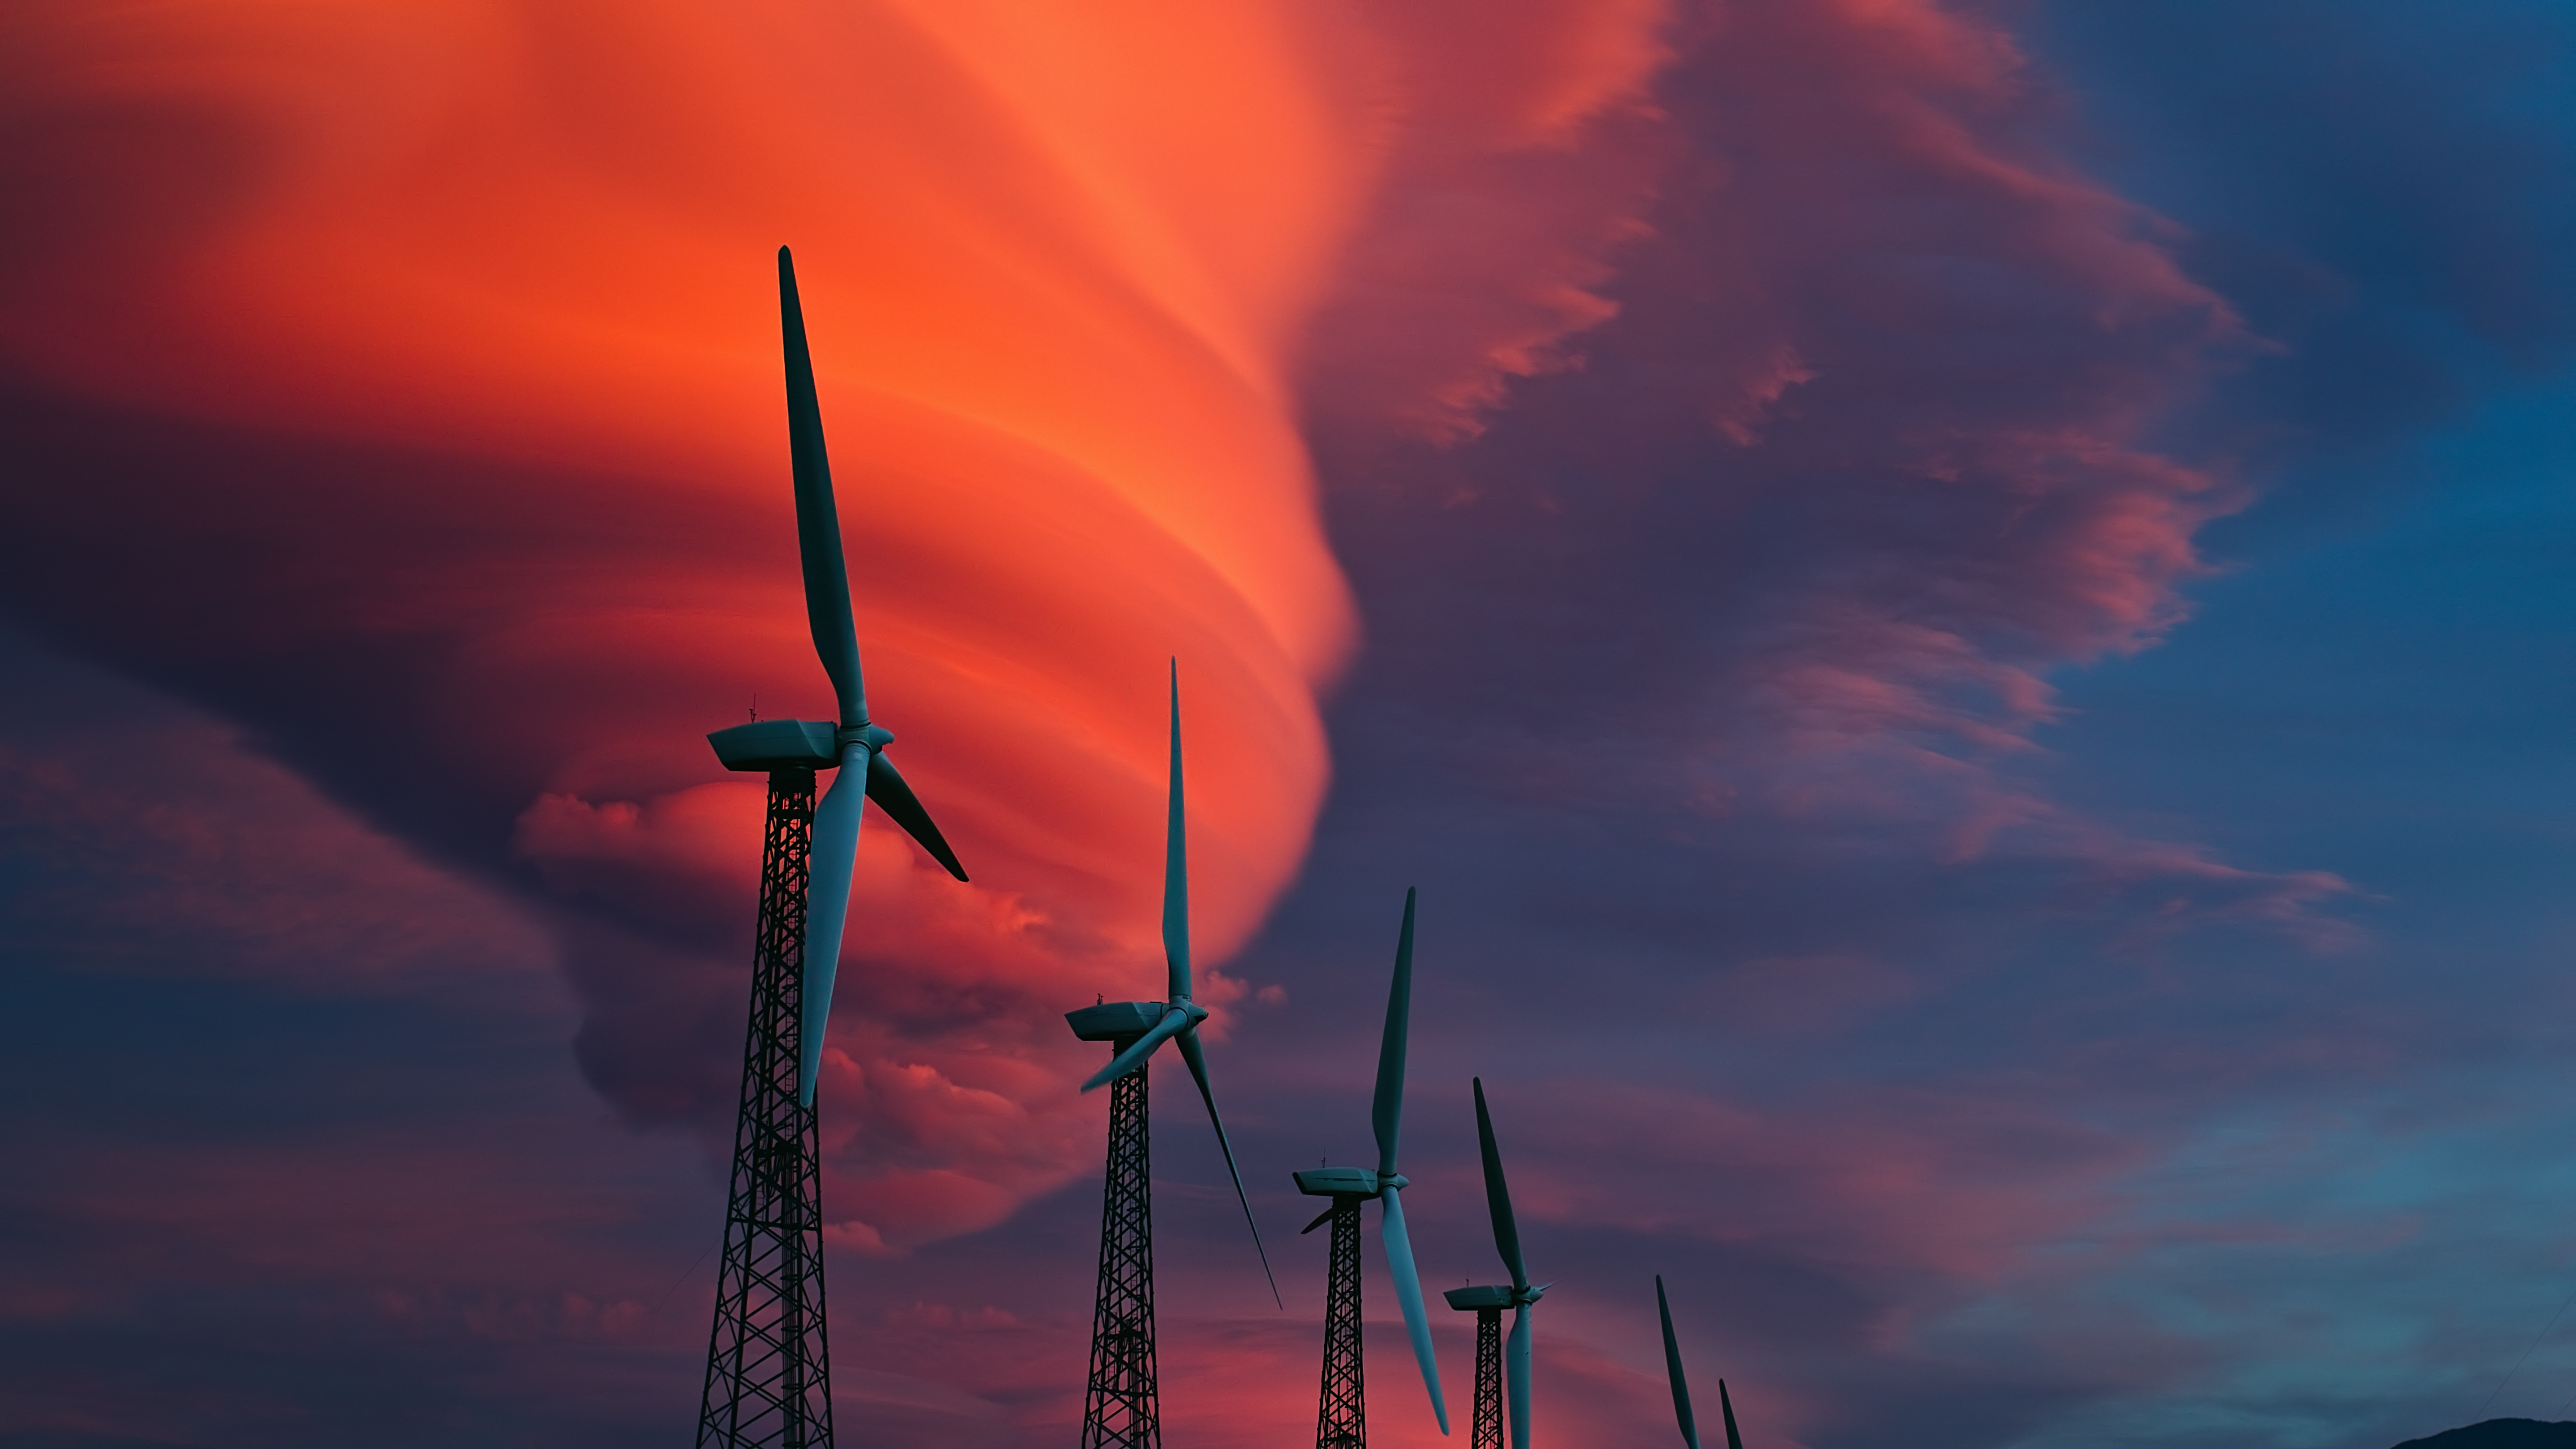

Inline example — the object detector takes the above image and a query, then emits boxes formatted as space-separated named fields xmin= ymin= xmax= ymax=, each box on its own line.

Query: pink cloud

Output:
xmin=0 ymin=646 xmax=550 ymax=993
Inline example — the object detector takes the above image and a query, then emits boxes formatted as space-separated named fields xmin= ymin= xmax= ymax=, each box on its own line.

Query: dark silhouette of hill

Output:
xmin=2396 ymin=1420 xmax=2576 ymax=1449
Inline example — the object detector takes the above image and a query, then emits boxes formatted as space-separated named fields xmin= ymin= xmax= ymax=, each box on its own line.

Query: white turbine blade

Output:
xmin=1659 ymin=1275 xmax=1701 ymax=1449
xmin=1372 ymin=887 xmax=1416 ymax=1177
xmin=1475 ymin=1078 xmax=1530 ymax=1289
xmin=862 ymin=750 xmax=966 ymax=881
xmin=1507 ymin=1301 xmax=1535 ymax=1449
xmin=1379 ymin=1187 xmax=1450 ymax=1433
xmin=1080 ymin=1006 xmax=1189 ymax=1092
xmin=1176 ymin=1026 xmax=1281 ymax=1307
xmin=799 ymin=741 xmax=867 ymax=1105
xmin=776 ymin=247 xmax=866 ymax=728
xmin=1162 ymin=659 xmax=1189 ymax=1002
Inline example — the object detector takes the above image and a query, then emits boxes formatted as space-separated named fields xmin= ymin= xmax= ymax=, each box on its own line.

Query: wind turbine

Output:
xmin=1657 ymin=1275 xmax=1744 ymax=1449
xmin=1294 ymin=888 xmax=1451 ymax=1449
xmin=1443 ymin=1079 xmax=1548 ymax=1449
xmin=1063 ymin=662 xmax=1276 ymax=1449
xmin=694 ymin=246 xmax=970 ymax=1449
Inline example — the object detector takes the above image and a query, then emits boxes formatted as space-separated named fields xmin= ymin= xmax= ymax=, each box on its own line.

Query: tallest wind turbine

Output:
xmin=694 ymin=247 xmax=971 ymax=1449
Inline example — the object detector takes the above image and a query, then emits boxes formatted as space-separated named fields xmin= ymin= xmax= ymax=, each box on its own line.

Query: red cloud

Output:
xmin=0 ymin=0 xmax=1677 ymax=1253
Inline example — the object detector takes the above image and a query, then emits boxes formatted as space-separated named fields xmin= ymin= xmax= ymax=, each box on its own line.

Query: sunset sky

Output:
xmin=5 ymin=4 xmax=2576 ymax=1448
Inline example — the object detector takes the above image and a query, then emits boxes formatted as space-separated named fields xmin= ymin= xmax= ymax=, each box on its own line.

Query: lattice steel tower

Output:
xmin=1443 ymin=1296 xmax=1506 ymax=1449
xmin=1308 ymin=1195 xmax=1368 ymax=1449
xmin=699 ymin=770 xmax=831 ymax=1448
xmin=1072 ymin=1017 xmax=1163 ymax=1449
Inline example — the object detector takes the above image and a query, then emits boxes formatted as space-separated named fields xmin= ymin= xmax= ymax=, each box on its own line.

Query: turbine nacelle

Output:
xmin=1292 ymin=1166 xmax=1404 ymax=1199
xmin=708 ymin=719 xmax=840 ymax=772
xmin=1067 ymin=999 xmax=1208 ymax=1043
xmin=1442 ymin=1282 xmax=1547 ymax=1311
xmin=706 ymin=719 xmax=897 ymax=773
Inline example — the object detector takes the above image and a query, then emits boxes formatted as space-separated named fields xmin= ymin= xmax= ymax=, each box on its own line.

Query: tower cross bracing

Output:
xmin=1470 ymin=1308 xmax=1504 ymax=1449
xmin=1314 ymin=1196 xmax=1368 ymax=1449
xmin=697 ymin=769 xmax=833 ymax=1448
xmin=1080 ymin=1034 xmax=1160 ymax=1449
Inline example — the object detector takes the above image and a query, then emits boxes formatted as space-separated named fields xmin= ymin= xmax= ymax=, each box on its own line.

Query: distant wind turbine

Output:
xmin=1294 ymin=887 xmax=1452 ymax=1448
xmin=1658 ymin=1274 xmax=1745 ymax=1449
xmin=1445 ymin=1078 xmax=1550 ymax=1449
xmin=1063 ymin=663 xmax=1276 ymax=1449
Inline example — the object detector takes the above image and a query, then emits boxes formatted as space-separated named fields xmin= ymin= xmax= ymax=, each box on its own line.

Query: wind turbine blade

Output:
xmin=1162 ymin=659 xmax=1189 ymax=1002
xmin=1658 ymin=1275 xmax=1700 ymax=1449
xmin=799 ymin=742 xmax=867 ymax=1105
xmin=777 ymin=246 xmax=865 ymax=729
xmin=1079 ymin=1006 xmax=1189 ymax=1093
xmin=1474 ymin=1077 xmax=1529 ymax=1289
xmin=1718 ymin=1380 xmax=1745 ymax=1449
xmin=1175 ymin=1026 xmax=1281 ymax=1307
xmin=1506 ymin=1301 xmax=1535 ymax=1449
xmin=1379 ymin=1187 xmax=1452 ymax=1434
xmin=863 ymin=750 xmax=967 ymax=881
xmin=1372 ymin=887 xmax=1417 ymax=1177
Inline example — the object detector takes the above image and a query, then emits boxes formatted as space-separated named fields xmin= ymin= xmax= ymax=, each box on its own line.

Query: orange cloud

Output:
xmin=0 ymin=0 xmax=1671 ymax=1247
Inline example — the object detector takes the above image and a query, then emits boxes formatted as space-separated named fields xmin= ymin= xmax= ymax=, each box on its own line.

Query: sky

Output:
xmin=2 ymin=3 xmax=2573 ymax=1448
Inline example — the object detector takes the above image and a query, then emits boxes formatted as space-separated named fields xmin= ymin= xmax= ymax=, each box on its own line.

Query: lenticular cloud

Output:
xmin=0 ymin=0 xmax=2347 ymax=1263
xmin=0 ymin=0 xmax=1672 ymax=1248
